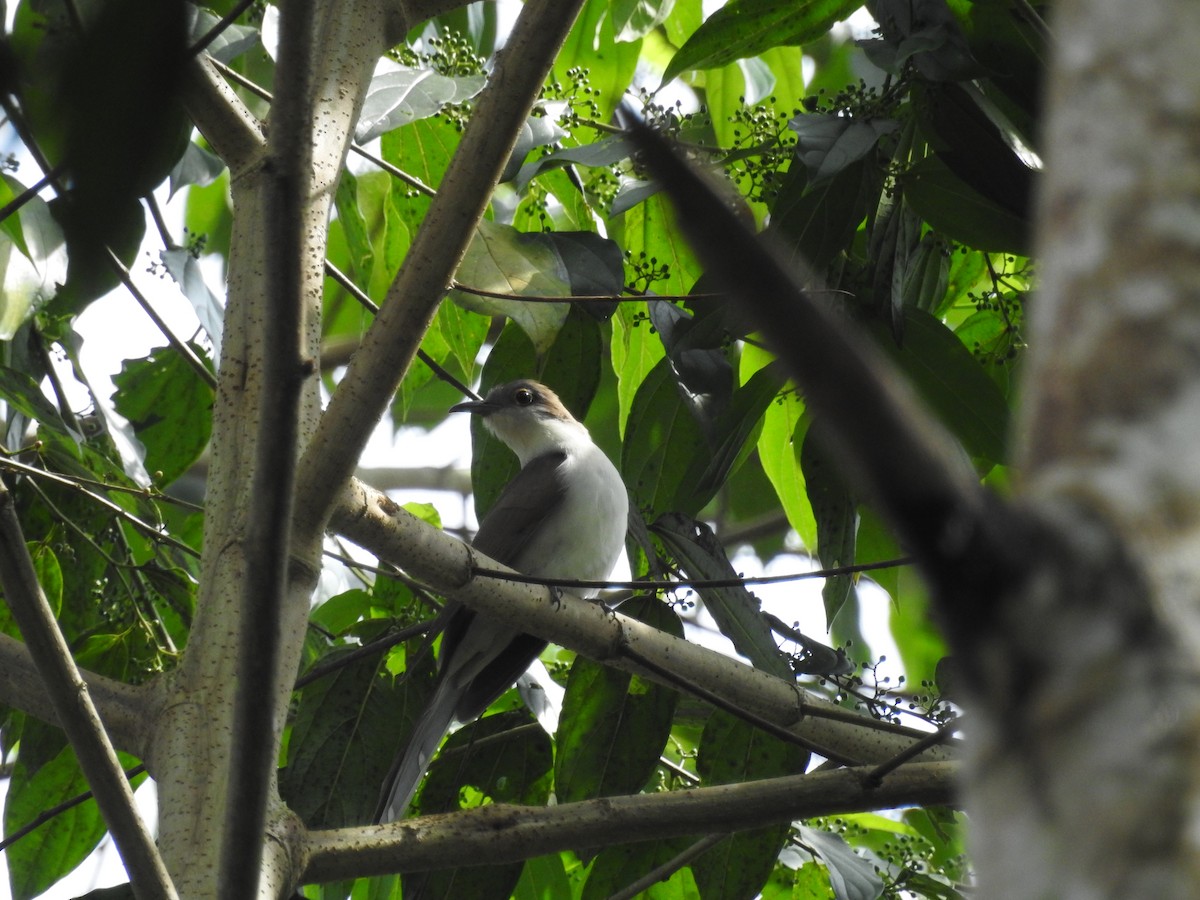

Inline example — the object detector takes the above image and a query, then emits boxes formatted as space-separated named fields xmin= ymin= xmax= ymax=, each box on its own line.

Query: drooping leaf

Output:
xmin=452 ymin=222 xmax=621 ymax=353
xmin=555 ymin=596 xmax=681 ymax=802
xmin=612 ymin=0 xmax=677 ymax=42
xmin=802 ymin=424 xmax=858 ymax=628
xmin=282 ymin=644 xmax=434 ymax=828
xmin=167 ymin=141 xmax=227 ymax=199
xmin=653 ymin=513 xmax=792 ymax=678
xmin=159 ymin=249 xmax=225 ymax=355
xmin=902 ymin=155 xmax=1029 ymax=255
xmin=865 ymin=306 xmax=1010 ymax=465
xmin=694 ymin=710 xmax=808 ymax=900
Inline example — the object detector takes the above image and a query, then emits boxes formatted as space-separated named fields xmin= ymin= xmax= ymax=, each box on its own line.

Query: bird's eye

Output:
xmin=514 ymin=387 xmax=535 ymax=406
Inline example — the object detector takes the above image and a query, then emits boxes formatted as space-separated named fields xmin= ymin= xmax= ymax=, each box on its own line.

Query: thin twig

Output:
xmin=605 ymin=833 xmax=727 ymax=900
xmin=471 ymin=555 xmax=914 ymax=592
xmin=0 ymin=483 xmax=177 ymax=898
xmin=105 ymin=249 xmax=217 ymax=389
xmin=0 ymin=764 xmax=147 ymax=852
xmin=322 ymin=259 xmax=476 ymax=399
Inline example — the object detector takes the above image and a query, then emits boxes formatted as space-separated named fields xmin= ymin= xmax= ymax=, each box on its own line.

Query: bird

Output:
xmin=375 ymin=379 xmax=629 ymax=823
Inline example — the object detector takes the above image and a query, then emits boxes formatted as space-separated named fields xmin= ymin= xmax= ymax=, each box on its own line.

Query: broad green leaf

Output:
xmin=583 ymin=840 xmax=698 ymax=900
xmin=768 ymin=158 xmax=882 ymax=273
xmin=554 ymin=0 xmax=641 ymax=119
xmin=4 ymin=745 xmax=145 ymax=900
xmin=112 ymin=345 xmax=214 ymax=485
xmin=405 ymin=711 xmax=552 ymax=900
xmin=801 ymin=425 xmax=858 ymax=628
xmin=902 ymin=155 xmax=1029 ymax=255
xmin=790 ymin=115 xmax=899 ymax=184
xmin=555 ymin=597 xmax=681 ymax=802
xmin=310 ymin=589 xmax=374 ymax=637
xmin=513 ymin=853 xmax=572 ymax=900
xmin=653 ymin=513 xmax=792 ymax=678
xmin=694 ymin=710 xmax=807 ymax=900
xmin=0 ymin=365 xmax=73 ymax=434
xmin=742 ymin=342 xmax=816 ymax=549
xmin=609 ymin=190 xmax=704 ymax=298
xmin=167 ymin=141 xmax=226 ymax=198
xmin=622 ymin=356 xmax=706 ymax=518
xmin=453 ymin=221 xmax=622 ymax=354
xmin=0 ymin=176 xmax=67 ymax=339
xmin=333 ymin=170 xmax=374 ymax=286
xmin=185 ymin=5 xmax=259 ymax=63
xmin=662 ymin=0 xmax=860 ymax=85
xmin=611 ymin=302 xmax=665 ymax=439
xmin=30 ymin=542 xmax=62 ymax=617
xmin=282 ymin=645 xmax=434 ymax=828
xmin=355 ymin=65 xmax=486 ymax=143
xmin=865 ymin=307 xmax=1010 ymax=464
xmin=678 ymin=361 xmax=781 ymax=507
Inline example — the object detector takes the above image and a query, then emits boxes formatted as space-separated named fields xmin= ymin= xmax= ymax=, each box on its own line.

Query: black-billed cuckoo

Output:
xmin=375 ymin=379 xmax=628 ymax=822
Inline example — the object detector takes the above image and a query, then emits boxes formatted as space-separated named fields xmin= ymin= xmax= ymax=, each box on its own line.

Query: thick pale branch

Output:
xmin=217 ymin=0 xmax=313 ymax=891
xmin=301 ymin=761 xmax=958 ymax=880
xmin=293 ymin=0 xmax=587 ymax=544
xmin=331 ymin=480 xmax=954 ymax=766
xmin=0 ymin=485 xmax=177 ymax=900
xmin=182 ymin=54 xmax=266 ymax=177
xmin=0 ymin=634 xmax=153 ymax=757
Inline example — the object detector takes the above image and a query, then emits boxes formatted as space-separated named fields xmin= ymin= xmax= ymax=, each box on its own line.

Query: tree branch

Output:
xmin=0 ymin=633 xmax=153 ymax=756
xmin=301 ymin=761 xmax=958 ymax=880
xmin=331 ymin=480 xmax=955 ymax=765
xmin=216 ymin=0 xmax=312 ymax=891
xmin=292 ymin=0 xmax=588 ymax=544
xmin=0 ymin=484 xmax=177 ymax=899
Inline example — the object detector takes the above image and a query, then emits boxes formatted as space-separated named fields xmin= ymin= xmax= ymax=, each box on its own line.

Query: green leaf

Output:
xmin=622 ymin=356 xmax=707 ymax=518
xmin=801 ymin=426 xmax=858 ymax=628
xmin=0 ymin=175 xmax=67 ymax=339
xmin=554 ymin=0 xmax=641 ymax=119
xmin=404 ymin=711 xmax=552 ymax=900
xmin=612 ymin=0 xmax=676 ymax=41
xmin=865 ymin=307 xmax=1010 ymax=464
xmin=333 ymin=170 xmax=374 ymax=285
xmin=4 ymin=746 xmax=145 ymax=900
xmin=583 ymin=840 xmax=698 ymax=900
xmin=282 ymin=646 xmax=433 ymax=828
xmin=902 ymin=154 xmax=1029 ymax=255
xmin=663 ymin=0 xmax=860 ymax=84
xmin=112 ymin=345 xmax=214 ymax=485
xmin=0 ymin=365 xmax=72 ymax=434
xmin=693 ymin=710 xmax=807 ymax=900
xmin=355 ymin=66 xmax=486 ymax=143
xmin=453 ymin=221 xmax=621 ymax=354
xmin=652 ymin=513 xmax=792 ymax=678
xmin=310 ymin=589 xmax=374 ymax=637
xmin=30 ymin=542 xmax=62 ymax=617
xmin=611 ymin=302 xmax=665 ymax=439
xmin=555 ymin=596 xmax=681 ymax=802
xmin=610 ymin=192 xmax=703 ymax=297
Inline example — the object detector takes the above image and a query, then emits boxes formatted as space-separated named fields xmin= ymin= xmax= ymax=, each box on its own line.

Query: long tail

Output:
xmin=374 ymin=678 xmax=459 ymax=823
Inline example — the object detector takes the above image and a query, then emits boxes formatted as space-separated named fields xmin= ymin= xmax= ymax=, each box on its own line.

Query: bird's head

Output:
xmin=451 ymin=380 xmax=590 ymax=464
